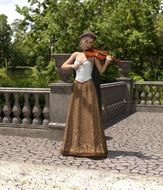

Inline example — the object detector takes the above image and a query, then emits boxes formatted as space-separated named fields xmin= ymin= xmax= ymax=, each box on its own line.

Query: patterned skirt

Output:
xmin=60 ymin=79 xmax=108 ymax=157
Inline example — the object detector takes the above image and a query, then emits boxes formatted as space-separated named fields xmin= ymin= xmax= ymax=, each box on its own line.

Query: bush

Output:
xmin=129 ymin=71 xmax=144 ymax=81
xmin=0 ymin=61 xmax=58 ymax=87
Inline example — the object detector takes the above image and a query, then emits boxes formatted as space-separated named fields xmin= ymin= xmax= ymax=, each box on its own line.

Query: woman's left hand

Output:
xmin=106 ymin=55 xmax=113 ymax=63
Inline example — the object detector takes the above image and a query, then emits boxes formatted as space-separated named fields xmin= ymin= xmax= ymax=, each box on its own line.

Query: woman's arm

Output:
xmin=61 ymin=52 xmax=81 ymax=70
xmin=94 ymin=55 xmax=112 ymax=74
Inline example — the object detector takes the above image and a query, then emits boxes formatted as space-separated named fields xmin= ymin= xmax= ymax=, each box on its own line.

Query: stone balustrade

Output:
xmin=0 ymin=55 xmax=135 ymax=139
xmin=0 ymin=54 xmax=162 ymax=139
xmin=0 ymin=88 xmax=50 ymax=127
xmin=133 ymin=81 xmax=163 ymax=112
xmin=0 ymin=81 xmax=132 ymax=139
xmin=0 ymin=81 xmax=162 ymax=139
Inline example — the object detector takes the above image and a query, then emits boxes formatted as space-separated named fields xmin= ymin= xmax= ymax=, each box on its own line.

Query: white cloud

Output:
xmin=0 ymin=0 xmax=29 ymax=24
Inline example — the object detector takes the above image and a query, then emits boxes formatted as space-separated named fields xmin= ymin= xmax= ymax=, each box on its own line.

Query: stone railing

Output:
xmin=0 ymin=88 xmax=50 ymax=127
xmin=133 ymin=81 xmax=163 ymax=112
xmin=0 ymin=81 xmax=132 ymax=140
xmin=101 ymin=82 xmax=127 ymax=125
xmin=0 ymin=54 xmax=134 ymax=140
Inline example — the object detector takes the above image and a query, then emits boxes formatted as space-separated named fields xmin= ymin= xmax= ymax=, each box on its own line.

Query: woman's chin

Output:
xmin=82 ymin=47 xmax=91 ymax=51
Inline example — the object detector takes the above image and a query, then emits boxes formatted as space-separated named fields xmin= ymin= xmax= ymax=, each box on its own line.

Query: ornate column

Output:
xmin=48 ymin=53 xmax=73 ymax=141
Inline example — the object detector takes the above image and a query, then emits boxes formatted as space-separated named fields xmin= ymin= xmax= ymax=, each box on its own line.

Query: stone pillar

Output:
xmin=116 ymin=60 xmax=133 ymax=114
xmin=116 ymin=77 xmax=133 ymax=114
xmin=48 ymin=53 xmax=72 ymax=141
xmin=48 ymin=83 xmax=73 ymax=141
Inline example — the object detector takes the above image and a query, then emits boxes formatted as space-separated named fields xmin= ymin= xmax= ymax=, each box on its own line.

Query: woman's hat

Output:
xmin=79 ymin=31 xmax=97 ymax=40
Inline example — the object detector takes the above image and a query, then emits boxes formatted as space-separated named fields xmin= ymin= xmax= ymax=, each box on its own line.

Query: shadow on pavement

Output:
xmin=107 ymin=150 xmax=151 ymax=160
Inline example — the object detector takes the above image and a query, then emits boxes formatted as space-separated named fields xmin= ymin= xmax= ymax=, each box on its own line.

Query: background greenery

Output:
xmin=0 ymin=0 xmax=163 ymax=87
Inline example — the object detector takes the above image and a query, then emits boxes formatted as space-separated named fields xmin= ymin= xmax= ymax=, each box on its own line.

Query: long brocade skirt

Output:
xmin=60 ymin=79 xmax=108 ymax=157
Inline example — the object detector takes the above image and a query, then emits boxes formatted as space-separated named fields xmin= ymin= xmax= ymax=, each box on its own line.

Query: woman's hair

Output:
xmin=79 ymin=31 xmax=97 ymax=41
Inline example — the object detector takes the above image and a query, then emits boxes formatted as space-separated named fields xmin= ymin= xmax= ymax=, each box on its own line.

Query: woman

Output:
xmin=60 ymin=31 xmax=112 ymax=158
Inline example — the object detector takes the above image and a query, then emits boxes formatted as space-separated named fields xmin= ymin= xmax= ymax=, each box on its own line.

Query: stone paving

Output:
xmin=0 ymin=112 xmax=163 ymax=189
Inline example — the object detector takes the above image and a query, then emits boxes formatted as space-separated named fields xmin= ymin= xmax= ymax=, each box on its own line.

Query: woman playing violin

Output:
xmin=60 ymin=31 xmax=113 ymax=158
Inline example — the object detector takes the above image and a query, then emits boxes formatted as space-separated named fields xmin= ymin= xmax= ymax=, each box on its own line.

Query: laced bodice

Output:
xmin=74 ymin=60 xmax=93 ymax=83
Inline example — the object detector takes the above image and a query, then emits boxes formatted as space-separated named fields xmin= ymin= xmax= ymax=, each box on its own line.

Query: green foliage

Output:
xmin=0 ymin=63 xmax=58 ymax=87
xmin=0 ymin=14 xmax=11 ymax=67
xmin=46 ymin=60 xmax=60 ymax=82
xmin=94 ymin=0 xmax=162 ymax=81
xmin=31 ymin=59 xmax=59 ymax=87
xmin=156 ymin=12 xmax=163 ymax=46
xmin=100 ymin=63 xmax=119 ymax=83
xmin=0 ymin=67 xmax=33 ymax=87
xmin=129 ymin=71 xmax=144 ymax=81
xmin=13 ymin=0 xmax=162 ymax=82
xmin=1 ymin=0 xmax=163 ymax=87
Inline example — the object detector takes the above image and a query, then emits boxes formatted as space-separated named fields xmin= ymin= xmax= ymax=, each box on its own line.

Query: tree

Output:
xmin=92 ymin=0 xmax=162 ymax=80
xmin=154 ymin=13 xmax=163 ymax=80
xmin=10 ymin=19 xmax=32 ymax=67
xmin=13 ymin=0 xmax=163 ymax=81
xmin=156 ymin=13 xmax=163 ymax=45
xmin=0 ymin=14 xmax=11 ymax=67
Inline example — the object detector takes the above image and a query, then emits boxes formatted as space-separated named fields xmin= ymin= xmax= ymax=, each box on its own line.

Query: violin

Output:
xmin=84 ymin=49 xmax=121 ymax=63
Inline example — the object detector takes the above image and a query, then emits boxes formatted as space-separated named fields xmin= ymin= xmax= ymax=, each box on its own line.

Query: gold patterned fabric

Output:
xmin=60 ymin=79 xmax=108 ymax=157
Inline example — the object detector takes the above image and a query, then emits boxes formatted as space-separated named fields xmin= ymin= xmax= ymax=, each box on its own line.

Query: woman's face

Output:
xmin=80 ymin=36 xmax=94 ymax=51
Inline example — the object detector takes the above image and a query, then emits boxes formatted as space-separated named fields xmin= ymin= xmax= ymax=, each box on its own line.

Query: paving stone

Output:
xmin=0 ymin=112 xmax=163 ymax=189
xmin=121 ymin=162 xmax=131 ymax=166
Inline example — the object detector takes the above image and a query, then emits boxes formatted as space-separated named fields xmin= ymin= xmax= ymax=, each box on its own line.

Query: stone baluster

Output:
xmin=146 ymin=85 xmax=153 ymax=105
xmin=32 ymin=93 xmax=41 ymax=125
xmin=154 ymin=85 xmax=161 ymax=105
xmin=12 ymin=93 xmax=21 ymax=124
xmin=134 ymin=85 xmax=140 ymax=104
xmin=3 ymin=93 xmax=11 ymax=123
xmin=22 ymin=93 xmax=31 ymax=125
xmin=43 ymin=94 xmax=49 ymax=126
xmin=140 ymin=85 xmax=146 ymax=105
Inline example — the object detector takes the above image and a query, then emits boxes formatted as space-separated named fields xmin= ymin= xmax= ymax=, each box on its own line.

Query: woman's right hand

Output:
xmin=71 ymin=63 xmax=82 ymax=70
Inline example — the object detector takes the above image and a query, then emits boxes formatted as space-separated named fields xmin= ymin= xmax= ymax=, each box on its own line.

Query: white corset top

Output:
xmin=74 ymin=60 xmax=93 ymax=83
